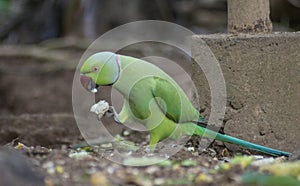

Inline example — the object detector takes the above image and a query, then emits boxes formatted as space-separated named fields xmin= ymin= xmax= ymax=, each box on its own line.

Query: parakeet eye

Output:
xmin=93 ymin=66 xmax=99 ymax=72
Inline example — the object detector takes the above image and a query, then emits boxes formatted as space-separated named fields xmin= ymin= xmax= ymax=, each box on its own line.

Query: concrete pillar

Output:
xmin=228 ymin=0 xmax=272 ymax=33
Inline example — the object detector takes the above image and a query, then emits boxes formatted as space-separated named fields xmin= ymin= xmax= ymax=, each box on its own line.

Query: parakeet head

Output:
xmin=80 ymin=52 xmax=120 ymax=93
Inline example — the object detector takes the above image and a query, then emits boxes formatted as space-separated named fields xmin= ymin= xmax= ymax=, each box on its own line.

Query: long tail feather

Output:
xmin=193 ymin=125 xmax=290 ymax=157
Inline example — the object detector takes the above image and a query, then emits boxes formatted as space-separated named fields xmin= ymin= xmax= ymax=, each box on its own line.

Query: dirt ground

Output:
xmin=0 ymin=42 xmax=299 ymax=186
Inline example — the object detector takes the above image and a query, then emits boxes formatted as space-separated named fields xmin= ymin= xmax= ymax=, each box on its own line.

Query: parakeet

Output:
xmin=80 ymin=51 xmax=290 ymax=157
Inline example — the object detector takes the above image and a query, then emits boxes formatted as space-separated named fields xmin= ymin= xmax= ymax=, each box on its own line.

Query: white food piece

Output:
xmin=90 ymin=100 xmax=110 ymax=119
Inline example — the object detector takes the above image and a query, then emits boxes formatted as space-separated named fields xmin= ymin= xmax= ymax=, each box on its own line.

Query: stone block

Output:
xmin=192 ymin=32 xmax=300 ymax=152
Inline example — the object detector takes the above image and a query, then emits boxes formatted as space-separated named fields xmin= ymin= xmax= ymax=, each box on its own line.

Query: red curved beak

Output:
xmin=80 ymin=74 xmax=98 ymax=93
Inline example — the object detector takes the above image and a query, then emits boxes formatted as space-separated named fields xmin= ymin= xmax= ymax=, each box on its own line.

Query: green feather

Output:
xmin=193 ymin=125 xmax=290 ymax=156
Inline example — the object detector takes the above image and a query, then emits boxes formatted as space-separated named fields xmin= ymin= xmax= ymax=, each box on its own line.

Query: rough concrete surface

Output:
xmin=192 ymin=32 xmax=300 ymax=152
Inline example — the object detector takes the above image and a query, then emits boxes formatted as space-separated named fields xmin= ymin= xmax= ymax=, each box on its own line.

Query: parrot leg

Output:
xmin=89 ymin=100 xmax=121 ymax=123
xmin=103 ymin=99 xmax=130 ymax=124
xmin=149 ymin=135 xmax=159 ymax=151
xmin=104 ymin=106 xmax=121 ymax=123
xmin=117 ymin=99 xmax=131 ymax=123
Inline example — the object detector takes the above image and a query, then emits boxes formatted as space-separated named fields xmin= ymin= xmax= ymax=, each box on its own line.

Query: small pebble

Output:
xmin=187 ymin=147 xmax=195 ymax=152
xmin=195 ymin=173 xmax=213 ymax=184
xmin=90 ymin=172 xmax=110 ymax=186
xmin=43 ymin=161 xmax=55 ymax=174
xmin=154 ymin=178 xmax=165 ymax=185
xmin=146 ymin=166 xmax=159 ymax=174
xmin=68 ymin=151 xmax=90 ymax=159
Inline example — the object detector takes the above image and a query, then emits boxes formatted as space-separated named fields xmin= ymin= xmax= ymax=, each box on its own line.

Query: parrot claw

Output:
xmin=90 ymin=101 xmax=121 ymax=123
xmin=104 ymin=106 xmax=122 ymax=124
xmin=103 ymin=108 xmax=114 ymax=118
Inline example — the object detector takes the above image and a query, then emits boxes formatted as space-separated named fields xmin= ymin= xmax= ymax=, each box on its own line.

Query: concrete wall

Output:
xmin=192 ymin=32 xmax=300 ymax=152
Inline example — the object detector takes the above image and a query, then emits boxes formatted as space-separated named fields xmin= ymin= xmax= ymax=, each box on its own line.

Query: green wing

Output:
xmin=152 ymin=76 xmax=201 ymax=123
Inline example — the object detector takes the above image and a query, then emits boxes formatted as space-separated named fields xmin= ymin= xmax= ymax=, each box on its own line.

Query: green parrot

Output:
xmin=80 ymin=52 xmax=290 ymax=157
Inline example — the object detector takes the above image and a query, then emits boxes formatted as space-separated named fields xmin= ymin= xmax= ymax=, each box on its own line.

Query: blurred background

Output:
xmin=0 ymin=0 xmax=300 ymax=44
xmin=0 ymin=0 xmax=300 ymax=116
